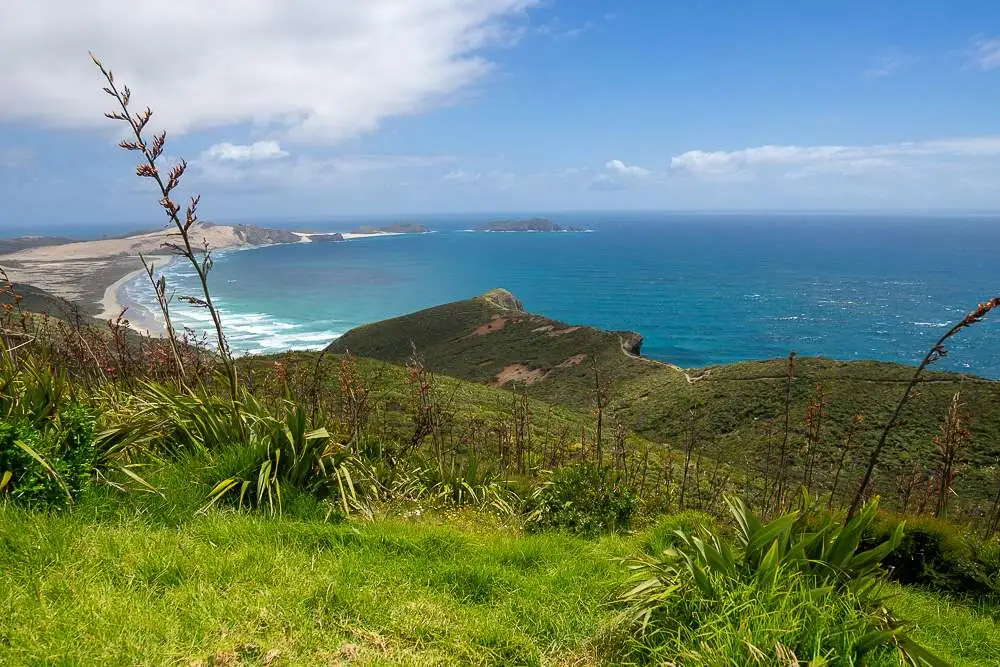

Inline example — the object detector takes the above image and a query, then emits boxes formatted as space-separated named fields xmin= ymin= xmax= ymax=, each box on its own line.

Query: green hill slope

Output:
xmin=1 ymin=281 xmax=99 ymax=321
xmin=328 ymin=288 xmax=681 ymax=409
xmin=327 ymin=290 xmax=1000 ymax=508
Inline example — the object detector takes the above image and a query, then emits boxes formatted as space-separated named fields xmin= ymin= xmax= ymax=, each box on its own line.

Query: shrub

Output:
xmin=525 ymin=463 xmax=636 ymax=534
xmin=0 ymin=403 xmax=96 ymax=509
xmin=867 ymin=513 xmax=999 ymax=597
xmin=613 ymin=495 xmax=947 ymax=666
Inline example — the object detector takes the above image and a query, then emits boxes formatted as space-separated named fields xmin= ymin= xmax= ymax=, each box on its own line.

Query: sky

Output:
xmin=1 ymin=0 xmax=1000 ymax=229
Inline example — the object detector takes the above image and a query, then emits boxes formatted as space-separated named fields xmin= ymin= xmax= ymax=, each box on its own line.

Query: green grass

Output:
xmin=2 ymin=498 xmax=997 ymax=665
xmin=0 ymin=506 xmax=632 ymax=666
xmin=890 ymin=584 xmax=1000 ymax=667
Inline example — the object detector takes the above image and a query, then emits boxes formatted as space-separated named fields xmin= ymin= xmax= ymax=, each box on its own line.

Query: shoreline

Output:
xmin=2 ymin=225 xmax=420 ymax=339
xmin=97 ymin=255 xmax=176 ymax=336
xmin=95 ymin=233 xmax=407 ymax=337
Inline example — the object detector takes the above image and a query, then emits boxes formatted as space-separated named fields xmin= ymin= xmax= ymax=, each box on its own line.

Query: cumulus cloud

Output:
xmin=605 ymin=159 xmax=650 ymax=178
xmin=670 ymin=137 xmax=1000 ymax=180
xmin=587 ymin=159 xmax=650 ymax=190
xmin=967 ymin=37 xmax=1000 ymax=70
xmin=0 ymin=1 xmax=537 ymax=144
xmin=201 ymin=141 xmax=288 ymax=161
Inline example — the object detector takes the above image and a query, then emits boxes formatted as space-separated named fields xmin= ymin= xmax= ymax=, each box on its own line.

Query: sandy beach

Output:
xmin=96 ymin=254 xmax=176 ymax=335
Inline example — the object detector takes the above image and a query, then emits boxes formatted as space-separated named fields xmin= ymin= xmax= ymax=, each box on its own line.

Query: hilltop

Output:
xmin=328 ymin=288 xmax=662 ymax=404
xmin=0 ymin=235 xmax=77 ymax=254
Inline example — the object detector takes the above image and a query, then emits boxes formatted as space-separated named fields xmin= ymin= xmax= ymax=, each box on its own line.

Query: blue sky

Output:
xmin=1 ymin=0 xmax=1000 ymax=229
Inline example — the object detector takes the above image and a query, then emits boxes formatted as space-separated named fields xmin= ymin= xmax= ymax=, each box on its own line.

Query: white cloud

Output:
xmin=0 ymin=149 xmax=36 ymax=169
xmin=535 ymin=19 xmax=593 ymax=39
xmin=201 ymin=141 xmax=288 ymax=161
xmin=967 ymin=37 xmax=1000 ymax=70
xmin=864 ymin=49 xmax=917 ymax=77
xmin=670 ymin=137 xmax=1000 ymax=180
xmin=587 ymin=159 xmax=650 ymax=191
xmin=605 ymin=159 xmax=650 ymax=178
xmin=0 ymin=1 xmax=537 ymax=144
xmin=443 ymin=169 xmax=483 ymax=184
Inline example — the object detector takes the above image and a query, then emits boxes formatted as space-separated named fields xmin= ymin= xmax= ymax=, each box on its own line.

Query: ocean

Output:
xmin=120 ymin=213 xmax=1000 ymax=377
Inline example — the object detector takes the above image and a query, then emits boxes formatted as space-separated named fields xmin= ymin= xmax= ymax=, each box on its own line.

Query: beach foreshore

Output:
xmin=97 ymin=254 xmax=175 ymax=336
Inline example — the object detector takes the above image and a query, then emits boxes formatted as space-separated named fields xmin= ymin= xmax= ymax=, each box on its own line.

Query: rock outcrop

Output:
xmin=618 ymin=331 xmax=644 ymax=357
xmin=481 ymin=288 xmax=524 ymax=312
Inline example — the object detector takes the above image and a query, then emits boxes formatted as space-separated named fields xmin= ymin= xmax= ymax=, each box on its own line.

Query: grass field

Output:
xmin=2 ymin=502 xmax=998 ymax=666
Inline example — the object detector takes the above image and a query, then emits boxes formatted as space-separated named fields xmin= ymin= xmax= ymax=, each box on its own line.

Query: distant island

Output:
xmin=477 ymin=218 xmax=584 ymax=232
xmin=350 ymin=222 xmax=430 ymax=235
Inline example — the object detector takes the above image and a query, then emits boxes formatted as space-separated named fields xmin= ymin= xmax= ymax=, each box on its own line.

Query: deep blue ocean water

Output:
xmin=121 ymin=213 xmax=1000 ymax=376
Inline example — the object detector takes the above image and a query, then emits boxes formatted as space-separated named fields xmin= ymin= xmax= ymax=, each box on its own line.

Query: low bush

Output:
xmin=867 ymin=513 xmax=999 ymax=597
xmin=525 ymin=463 xmax=637 ymax=534
xmin=0 ymin=403 xmax=96 ymax=509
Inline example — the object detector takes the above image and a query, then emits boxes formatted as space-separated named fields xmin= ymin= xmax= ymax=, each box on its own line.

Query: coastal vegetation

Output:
xmin=2 ymin=57 xmax=1000 ymax=665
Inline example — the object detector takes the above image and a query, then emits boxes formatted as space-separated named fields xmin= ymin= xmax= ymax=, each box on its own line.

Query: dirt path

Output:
xmin=616 ymin=334 xmax=704 ymax=384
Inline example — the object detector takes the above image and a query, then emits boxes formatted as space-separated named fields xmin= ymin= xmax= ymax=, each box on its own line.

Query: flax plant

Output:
xmin=90 ymin=54 xmax=238 ymax=401
xmin=848 ymin=296 xmax=1000 ymax=519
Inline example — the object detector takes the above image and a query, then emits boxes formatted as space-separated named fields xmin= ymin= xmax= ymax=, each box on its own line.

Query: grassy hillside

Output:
xmin=327 ymin=291 xmax=1000 ymax=512
xmin=1 ymin=281 xmax=99 ymax=320
xmin=328 ymin=288 xmax=676 ymax=409
xmin=4 ymin=287 xmax=1000 ymax=664
xmin=6 ymin=62 xmax=997 ymax=665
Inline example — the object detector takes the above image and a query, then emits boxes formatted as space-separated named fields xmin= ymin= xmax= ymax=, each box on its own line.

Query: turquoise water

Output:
xmin=122 ymin=213 xmax=1000 ymax=376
